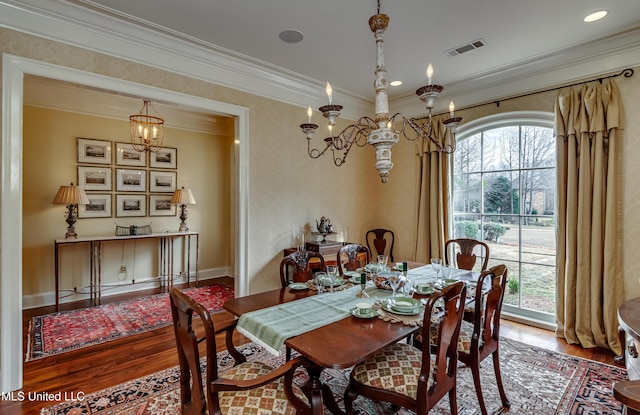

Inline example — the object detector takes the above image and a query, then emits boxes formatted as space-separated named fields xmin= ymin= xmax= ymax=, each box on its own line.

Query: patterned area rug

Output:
xmin=26 ymin=284 xmax=235 ymax=362
xmin=40 ymin=337 xmax=627 ymax=415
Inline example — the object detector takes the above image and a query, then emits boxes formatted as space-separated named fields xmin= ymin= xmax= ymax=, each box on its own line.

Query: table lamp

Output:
xmin=170 ymin=186 xmax=196 ymax=232
xmin=52 ymin=182 xmax=90 ymax=239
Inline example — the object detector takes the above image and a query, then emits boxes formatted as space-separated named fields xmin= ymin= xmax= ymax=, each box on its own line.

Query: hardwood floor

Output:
xmin=2 ymin=278 xmax=620 ymax=415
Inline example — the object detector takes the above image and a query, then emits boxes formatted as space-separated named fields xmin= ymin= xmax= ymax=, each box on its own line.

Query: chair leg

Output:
xmin=492 ymin=350 xmax=511 ymax=408
xmin=449 ymin=383 xmax=458 ymax=414
xmin=285 ymin=346 xmax=291 ymax=361
xmin=470 ymin=361 xmax=488 ymax=415
xmin=343 ymin=388 xmax=356 ymax=415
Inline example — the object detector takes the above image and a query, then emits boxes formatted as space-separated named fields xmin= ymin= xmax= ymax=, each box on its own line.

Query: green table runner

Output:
xmin=237 ymin=285 xmax=392 ymax=355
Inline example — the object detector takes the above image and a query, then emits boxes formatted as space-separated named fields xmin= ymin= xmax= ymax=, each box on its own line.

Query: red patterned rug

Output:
xmin=26 ymin=284 xmax=235 ymax=362
xmin=40 ymin=337 xmax=627 ymax=415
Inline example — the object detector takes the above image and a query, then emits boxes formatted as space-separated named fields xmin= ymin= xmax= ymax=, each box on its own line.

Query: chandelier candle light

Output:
xmin=129 ymin=100 xmax=164 ymax=153
xmin=300 ymin=0 xmax=462 ymax=183
xmin=52 ymin=183 xmax=90 ymax=239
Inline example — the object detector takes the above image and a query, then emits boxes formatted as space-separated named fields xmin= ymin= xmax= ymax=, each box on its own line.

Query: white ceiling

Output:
xmin=65 ymin=0 xmax=640 ymax=101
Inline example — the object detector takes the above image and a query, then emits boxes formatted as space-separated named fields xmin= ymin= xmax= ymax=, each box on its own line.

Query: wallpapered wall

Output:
xmin=2 ymin=27 xmax=640 ymax=301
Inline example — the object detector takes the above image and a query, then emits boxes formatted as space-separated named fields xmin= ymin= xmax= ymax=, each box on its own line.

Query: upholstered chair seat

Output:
xmin=219 ymin=361 xmax=308 ymax=415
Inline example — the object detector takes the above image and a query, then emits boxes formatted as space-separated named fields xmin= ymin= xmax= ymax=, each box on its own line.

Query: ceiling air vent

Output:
xmin=444 ymin=38 xmax=487 ymax=57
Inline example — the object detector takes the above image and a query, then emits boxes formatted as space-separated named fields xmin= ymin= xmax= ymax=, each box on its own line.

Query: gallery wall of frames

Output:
xmin=75 ymin=138 xmax=178 ymax=219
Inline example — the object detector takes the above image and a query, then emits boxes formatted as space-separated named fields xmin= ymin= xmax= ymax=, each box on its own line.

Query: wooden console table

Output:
xmin=54 ymin=231 xmax=199 ymax=310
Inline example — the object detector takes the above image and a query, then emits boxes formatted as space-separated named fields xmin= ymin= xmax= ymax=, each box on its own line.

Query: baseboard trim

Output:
xmin=22 ymin=266 xmax=233 ymax=309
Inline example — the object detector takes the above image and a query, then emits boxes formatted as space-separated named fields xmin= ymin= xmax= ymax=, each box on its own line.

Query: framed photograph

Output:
xmin=116 ymin=169 xmax=146 ymax=192
xmin=78 ymin=166 xmax=112 ymax=191
xmin=78 ymin=194 xmax=112 ymax=218
xmin=150 ymin=147 xmax=177 ymax=169
xmin=77 ymin=138 xmax=112 ymax=165
xmin=115 ymin=142 xmax=147 ymax=167
xmin=149 ymin=170 xmax=177 ymax=193
xmin=149 ymin=195 xmax=176 ymax=216
xmin=116 ymin=194 xmax=146 ymax=217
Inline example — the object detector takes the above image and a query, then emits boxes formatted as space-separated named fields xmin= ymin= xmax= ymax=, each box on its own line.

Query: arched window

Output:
xmin=451 ymin=112 xmax=555 ymax=325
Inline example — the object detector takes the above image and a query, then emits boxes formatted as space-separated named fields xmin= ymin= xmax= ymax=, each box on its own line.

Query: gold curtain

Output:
xmin=414 ymin=118 xmax=450 ymax=263
xmin=555 ymin=79 xmax=625 ymax=354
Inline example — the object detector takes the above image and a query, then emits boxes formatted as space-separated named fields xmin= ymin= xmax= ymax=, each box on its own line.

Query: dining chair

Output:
xmin=414 ymin=264 xmax=510 ymax=415
xmin=445 ymin=238 xmax=490 ymax=271
xmin=279 ymin=250 xmax=325 ymax=287
xmin=169 ymin=288 xmax=311 ymax=415
xmin=344 ymin=281 xmax=467 ymax=415
xmin=365 ymin=228 xmax=395 ymax=263
xmin=336 ymin=243 xmax=371 ymax=277
xmin=458 ymin=263 xmax=510 ymax=415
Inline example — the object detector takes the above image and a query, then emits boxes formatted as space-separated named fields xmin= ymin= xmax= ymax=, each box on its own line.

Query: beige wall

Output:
xmin=3 ymin=28 xmax=640 ymax=302
xmin=22 ymin=105 xmax=233 ymax=302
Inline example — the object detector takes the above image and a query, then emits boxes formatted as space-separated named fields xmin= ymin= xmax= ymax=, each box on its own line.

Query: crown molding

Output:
xmin=2 ymin=0 xmax=639 ymax=122
xmin=0 ymin=0 xmax=371 ymax=120
xmin=391 ymin=27 xmax=640 ymax=118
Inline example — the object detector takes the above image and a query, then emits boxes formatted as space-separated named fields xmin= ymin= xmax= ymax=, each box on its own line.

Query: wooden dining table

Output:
xmin=223 ymin=263 xmax=474 ymax=415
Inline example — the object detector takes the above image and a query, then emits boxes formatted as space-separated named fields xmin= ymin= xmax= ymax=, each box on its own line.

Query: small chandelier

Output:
xmin=129 ymin=100 xmax=164 ymax=153
xmin=300 ymin=0 xmax=462 ymax=183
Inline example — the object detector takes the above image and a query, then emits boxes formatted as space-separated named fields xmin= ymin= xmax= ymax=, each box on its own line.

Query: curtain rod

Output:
xmin=426 ymin=67 xmax=635 ymax=117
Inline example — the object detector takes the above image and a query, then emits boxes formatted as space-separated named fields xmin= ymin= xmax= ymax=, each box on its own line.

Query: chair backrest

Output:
xmin=170 ymin=288 xmax=246 ymax=415
xmin=418 ymin=281 xmax=467 ymax=408
xmin=471 ymin=264 xmax=508 ymax=354
xmin=279 ymin=250 xmax=325 ymax=287
xmin=365 ymin=228 xmax=395 ymax=262
xmin=170 ymin=287 xmax=217 ymax=415
xmin=337 ymin=243 xmax=371 ymax=276
xmin=445 ymin=238 xmax=490 ymax=271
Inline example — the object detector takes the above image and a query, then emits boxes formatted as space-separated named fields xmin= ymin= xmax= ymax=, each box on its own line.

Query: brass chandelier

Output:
xmin=129 ymin=100 xmax=164 ymax=153
xmin=300 ymin=0 xmax=462 ymax=183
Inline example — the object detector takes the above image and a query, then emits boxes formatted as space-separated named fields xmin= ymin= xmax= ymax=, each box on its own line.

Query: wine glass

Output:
xmin=377 ymin=255 xmax=388 ymax=273
xmin=326 ymin=265 xmax=338 ymax=292
xmin=388 ymin=272 xmax=402 ymax=301
xmin=430 ymin=258 xmax=442 ymax=279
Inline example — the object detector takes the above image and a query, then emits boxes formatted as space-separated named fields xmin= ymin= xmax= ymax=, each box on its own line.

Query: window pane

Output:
xmin=482 ymin=127 xmax=519 ymax=171
xmin=520 ymin=263 xmax=555 ymax=314
xmin=454 ymin=134 xmax=482 ymax=175
xmin=482 ymin=172 xmax=520 ymax=214
xmin=453 ymin=173 xmax=481 ymax=214
xmin=521 ymin=126 xmax=555 ymax=168
xmin=520 ymin=169 xmax=555 ymax=216
xmin=500 ymin=260 xmax=521 ymax=307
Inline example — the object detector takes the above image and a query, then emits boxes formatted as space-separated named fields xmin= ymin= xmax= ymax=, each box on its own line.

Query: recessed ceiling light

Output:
xmin=584 ymin=10 xmax=608 ymax=22
xmin=390 ymin=81 xmax=402 ymax=86
xmin=279 ymin=30 xmax=304 ymax=43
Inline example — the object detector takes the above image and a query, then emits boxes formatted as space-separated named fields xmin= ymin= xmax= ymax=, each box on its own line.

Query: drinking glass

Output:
xmin=401 ymin=279 xmax=415 ymax=298
xmin=388 ymin=272 xmax=402 ymax=301
xmin=315 ymin=272 xmax=327 ymax=294
xmin=326 ymin=265 xmax=338 ymax=292
xmin=430 ymin=258 xmax=442 ymax=279
xmin=293 ymin=228 xmax=305 ymax=251
xmin=441 ymin=265 xmax=453 ymax=280
xmin=377 ymin=255 xmax=388 ymax=272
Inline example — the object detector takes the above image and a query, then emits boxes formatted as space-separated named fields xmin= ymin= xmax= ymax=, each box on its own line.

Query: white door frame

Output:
xmin=0 ymin=54 xmax=250 ymax=392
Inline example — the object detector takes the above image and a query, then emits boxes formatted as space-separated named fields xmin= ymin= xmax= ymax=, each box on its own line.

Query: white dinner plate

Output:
xmin=382 ymin=300 xmax=424 ymax=316
xmin=288 ymin=282 xmax=310 ymax=290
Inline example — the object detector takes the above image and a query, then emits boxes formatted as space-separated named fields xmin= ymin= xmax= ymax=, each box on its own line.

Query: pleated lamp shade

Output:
xmin=52 ymin=183 xmax=90 ymax=205
xmin=170 ymin=187 xmax=196 ymax=205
